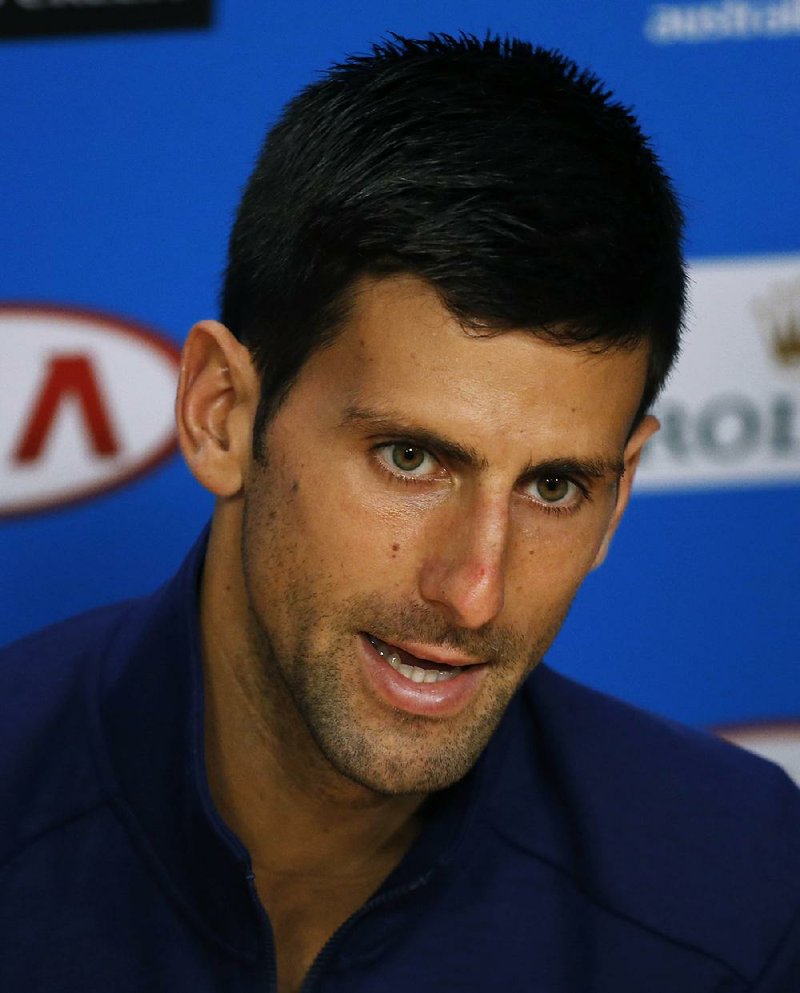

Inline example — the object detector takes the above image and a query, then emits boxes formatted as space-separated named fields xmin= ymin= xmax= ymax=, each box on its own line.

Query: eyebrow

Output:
xmin=341 ymin=403 xmax=626 ymax=481
xmin=343 ymin=403 xmax=489 ymax=468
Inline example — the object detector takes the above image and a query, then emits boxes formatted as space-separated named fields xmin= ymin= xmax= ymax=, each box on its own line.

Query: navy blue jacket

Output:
xmin=2 ymin=533 xmax=800 ymax=992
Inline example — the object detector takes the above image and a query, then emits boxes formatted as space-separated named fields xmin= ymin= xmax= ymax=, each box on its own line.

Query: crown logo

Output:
xmin=751 ymin=274 xmax=800 ymax=368
xmin=773 ymin=316 xmax=800 ymax=366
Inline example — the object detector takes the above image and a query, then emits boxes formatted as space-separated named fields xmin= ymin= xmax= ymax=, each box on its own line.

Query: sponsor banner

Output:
xmin=0 ymin=0 xmax=211 ymax=41
xmin=717 ymin=720 xmax=800 ymax=785
xmin=638 ymin=254 xmax=800 ymax=490
xmin=0 ymin=304 xmax=180 ymax=517
xmin=645 ymin=0 xmax=800 ymax=44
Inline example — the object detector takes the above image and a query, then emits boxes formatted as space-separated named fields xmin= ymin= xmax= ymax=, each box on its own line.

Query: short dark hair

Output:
xmin=221 ymin=33 xmax=686 ymax=453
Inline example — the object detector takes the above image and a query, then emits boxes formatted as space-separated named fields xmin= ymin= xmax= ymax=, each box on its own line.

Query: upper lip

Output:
xmin=368 ymin=633 xmax=485 ymax=668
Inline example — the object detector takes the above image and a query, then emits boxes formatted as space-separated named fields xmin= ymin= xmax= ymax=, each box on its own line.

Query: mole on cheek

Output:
xmin=391 ymin=543 xmax=400 ymax=557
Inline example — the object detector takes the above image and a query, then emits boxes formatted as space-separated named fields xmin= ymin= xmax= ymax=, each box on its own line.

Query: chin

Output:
xmin=314 ymin=719 xmax=493 ymax=797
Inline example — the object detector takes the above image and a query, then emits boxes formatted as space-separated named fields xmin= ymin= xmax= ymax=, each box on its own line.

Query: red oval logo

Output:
xmin=717 ymin=719 xmax=800 ymax=787
xmin=1 ymin=303 xmax=181 ymax=517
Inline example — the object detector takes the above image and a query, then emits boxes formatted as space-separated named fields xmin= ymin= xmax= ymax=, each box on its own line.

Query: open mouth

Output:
xmin=365 ymin=633 xmax=465 ymax=684
xmin=360 ymin=632 xmax=487 ymax=717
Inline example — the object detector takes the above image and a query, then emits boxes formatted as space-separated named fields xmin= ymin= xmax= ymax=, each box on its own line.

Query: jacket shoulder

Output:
xmin=0 ymin=602 xmax=137 ymax=863
xmin=497 ymin=665 xmax=800 ymax=982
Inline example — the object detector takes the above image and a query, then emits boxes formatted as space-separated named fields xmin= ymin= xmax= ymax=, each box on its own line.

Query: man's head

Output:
xmin=179 ymin=34 xmax=685 ymax=799
xmin=221 ymin=34 xmax=685 ymax=452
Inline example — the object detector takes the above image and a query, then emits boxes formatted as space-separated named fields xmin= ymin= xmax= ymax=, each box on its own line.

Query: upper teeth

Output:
xmin=369 ymin=636 xmax=459 ymax=684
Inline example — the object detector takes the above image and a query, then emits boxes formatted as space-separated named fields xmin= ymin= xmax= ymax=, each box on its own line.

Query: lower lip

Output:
xmin=358 ymin=633 xmax=487 ymax=718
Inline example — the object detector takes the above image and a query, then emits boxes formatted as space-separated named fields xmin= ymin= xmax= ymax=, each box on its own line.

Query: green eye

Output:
xmin=533 ymin=476 xmax=573 ymax=503
xmin=392 ymin=445 xmax=426 ymax=472
xmin=376 ymin=442 xmax=439 ymax=481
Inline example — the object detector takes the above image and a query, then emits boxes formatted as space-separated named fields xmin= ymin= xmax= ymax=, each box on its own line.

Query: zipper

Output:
xmin=298 ymin=869 xmax=436 ymax=993
xmin=245 ymin=869 xmax=279 ymax=993
xmin=296 ymin=723 xmax=492 ymax=991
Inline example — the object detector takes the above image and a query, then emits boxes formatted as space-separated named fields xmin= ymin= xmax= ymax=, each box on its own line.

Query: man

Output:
xmin=2 ymin=33 xmax=799 ymax=993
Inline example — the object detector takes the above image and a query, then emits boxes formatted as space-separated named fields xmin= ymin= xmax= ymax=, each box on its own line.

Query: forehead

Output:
xmin=291 ymin=275 xmax=649 ymax=456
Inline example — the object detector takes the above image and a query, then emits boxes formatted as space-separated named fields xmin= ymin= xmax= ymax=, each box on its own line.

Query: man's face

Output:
xmin=236 ymin=276 xmax=653 ymax=796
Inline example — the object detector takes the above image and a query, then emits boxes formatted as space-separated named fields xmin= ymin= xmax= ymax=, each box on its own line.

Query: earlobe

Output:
xmin=590 ymin=414 xmax=660 ymax=571
xmin=175 ymin=320 xmax=259 ymax=498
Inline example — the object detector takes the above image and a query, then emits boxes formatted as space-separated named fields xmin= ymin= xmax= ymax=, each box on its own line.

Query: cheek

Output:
xmin=505 ymin=512 xmax=615 ymax=614
xmin=515 ymin=496 xmax=615 ymax=567
xmin=299 ymin=457 xmax=435 ymax=548
xmin=274 ymin=469 xmax=420 ymax=591
xmin=243 ymin=459 xmax=320 ymax=583
xmin=529 ymin=526 xmax=608 ymax=578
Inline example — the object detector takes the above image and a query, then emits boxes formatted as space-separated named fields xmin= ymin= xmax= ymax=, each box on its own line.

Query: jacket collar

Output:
xmin=93 ymin=527 xmax=505 ymax=960
xmin=94 ymin=527 xmax=262 ymax=959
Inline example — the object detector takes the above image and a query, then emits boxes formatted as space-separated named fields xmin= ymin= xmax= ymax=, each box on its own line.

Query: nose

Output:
xmin=418 ymin=493 xmax=509 ymax=630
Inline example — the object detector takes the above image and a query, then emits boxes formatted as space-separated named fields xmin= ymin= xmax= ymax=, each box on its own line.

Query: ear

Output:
xmin=591 ymin=414 xmax=659 ymax=570
xmin=175 ymin=320 xmax=260 ymax=498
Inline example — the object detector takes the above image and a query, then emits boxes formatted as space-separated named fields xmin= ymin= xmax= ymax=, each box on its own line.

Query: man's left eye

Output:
xmin=378 ymin=443 xmax=438 ymax=476
xmin=526 ymin=475 xmax=579 ymax=506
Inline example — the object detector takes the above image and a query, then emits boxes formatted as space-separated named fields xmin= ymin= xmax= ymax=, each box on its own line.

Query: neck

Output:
xmin=199 ymin=510 xmax=424 ymax=879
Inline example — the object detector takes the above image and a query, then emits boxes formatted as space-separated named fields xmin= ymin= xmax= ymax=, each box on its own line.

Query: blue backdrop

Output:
xmin=2 ymin=0 xmax=798 ymax=737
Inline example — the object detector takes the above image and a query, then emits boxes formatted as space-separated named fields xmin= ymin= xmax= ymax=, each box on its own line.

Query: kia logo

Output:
xmin=1 ymin=304 xmax=181 ymax=517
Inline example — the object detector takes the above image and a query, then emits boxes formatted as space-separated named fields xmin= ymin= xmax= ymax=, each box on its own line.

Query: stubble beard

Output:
xmin=242 ymin=559 xmax=561 ymax=797
xmin=239 ymin=460 xmax=570 ymax=799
